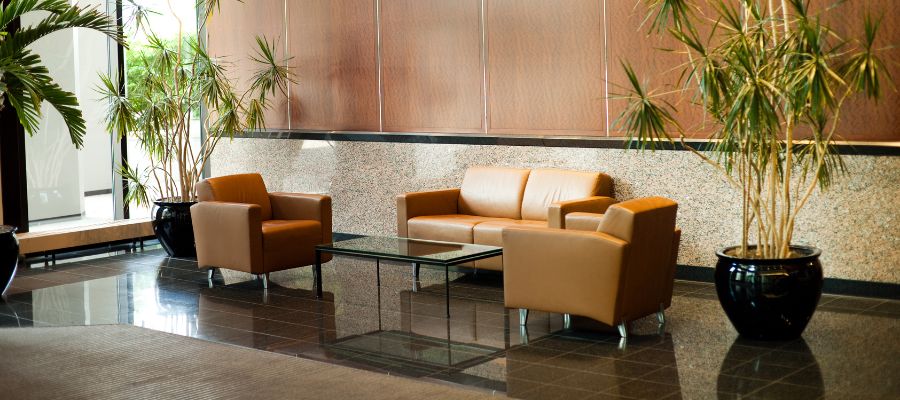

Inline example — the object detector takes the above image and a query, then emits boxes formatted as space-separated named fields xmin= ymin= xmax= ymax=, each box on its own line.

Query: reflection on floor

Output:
xmin=2 ymin=246 xmax=899 ymax=399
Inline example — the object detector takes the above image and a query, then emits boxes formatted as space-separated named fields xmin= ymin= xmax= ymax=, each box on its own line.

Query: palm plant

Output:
xmin=99 ymin=0 xmax=292 ymax=204
xmin=616 ymin=0 xmax=891 ymax=259
xmin=0 ymin=0 xmax=122 ymax=148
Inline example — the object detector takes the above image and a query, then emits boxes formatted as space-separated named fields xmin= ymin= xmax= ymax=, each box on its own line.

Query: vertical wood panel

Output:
xmin=487 ymin=0 xmax=605 ymax=135
xmin=605 ymin=1 xmax=714 ymax=138
xmin=287 ymin=0 xmax=380 ymax=131
xmin=207 ymin=0 xmax=289 ymax=129
xmin=822 ymin=0 xmax=900 ymax=141
xmin=381 ymin=0 xmax=484 ymax=133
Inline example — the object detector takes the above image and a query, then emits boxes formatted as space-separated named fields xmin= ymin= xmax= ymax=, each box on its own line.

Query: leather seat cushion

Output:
xmin=458 ymin=167 xmax=531 ymax=219
xmin=565 ymin=212 xmax=605 ymax=231
xmin=520 ymin=168 xmax=603 ymax=221
xmin=473 ymin=219 xmax=547 ymax=247
xmin=407 ymin=215 xmax=513 ymax=243
xmin=262 ymin=220 xmax=322 ymax=270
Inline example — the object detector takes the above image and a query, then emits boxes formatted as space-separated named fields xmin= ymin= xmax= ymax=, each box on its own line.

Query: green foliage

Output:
xmin=99 ymin=0 xmax=292 ymax=204
xmin=614 ymin=0 xmax=892 ymax=258
xmin=0 ymin=0 xmax=122 ymax=148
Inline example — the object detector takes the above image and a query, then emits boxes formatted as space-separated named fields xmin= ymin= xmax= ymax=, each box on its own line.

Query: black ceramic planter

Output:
xmin=715 ymin=245 xmax=823 ymax=340
xmin=1 ymin=225 xmax=19 ymax=298
xmin=152 ymin=200 xmax=197 ymax=257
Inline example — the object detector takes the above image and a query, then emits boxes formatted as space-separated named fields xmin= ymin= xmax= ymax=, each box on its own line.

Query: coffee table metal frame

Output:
xmin=313 ymin=236 xmax=503 ymax=318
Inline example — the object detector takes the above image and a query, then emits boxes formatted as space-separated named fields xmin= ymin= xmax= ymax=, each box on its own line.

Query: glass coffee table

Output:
xmin=314 ymin=236 xmax=503 ymax=317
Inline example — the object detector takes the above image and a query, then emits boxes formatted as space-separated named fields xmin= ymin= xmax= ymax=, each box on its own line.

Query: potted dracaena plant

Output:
xmin=98 ymin=0 xmax=292 ymax=257
xmin=615 ymin=0 xmax=891 ymax=339
xmin=0 ymin=0 xmax=122 ymax=296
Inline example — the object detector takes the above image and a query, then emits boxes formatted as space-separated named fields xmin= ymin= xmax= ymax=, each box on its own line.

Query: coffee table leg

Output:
xmin=314 ymin=250 xmax=323 ymax=299
xmin=445 ymin=266 xmax=450 ymax=318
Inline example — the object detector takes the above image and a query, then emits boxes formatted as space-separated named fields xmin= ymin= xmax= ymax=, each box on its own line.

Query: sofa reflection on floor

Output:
xmin=197 ymin=289 xmax=336 ymax=345
xmin=397 ymin=166 xmax=615 ymax=270
xmin=505 ymin=334 xmax=681 ymax=398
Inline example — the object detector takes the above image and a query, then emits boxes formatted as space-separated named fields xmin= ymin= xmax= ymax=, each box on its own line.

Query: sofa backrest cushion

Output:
xmin=458 ymin=167 xmax=531 ymax=219
xmin=520 ymin=169 xmax=610 ymax=221
xmin=197 ymin=173 xmax=273 ymax=220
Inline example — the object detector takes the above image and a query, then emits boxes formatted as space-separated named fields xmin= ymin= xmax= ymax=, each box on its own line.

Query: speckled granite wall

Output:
xmin=212 ymin=138 xmax=900 ymax=284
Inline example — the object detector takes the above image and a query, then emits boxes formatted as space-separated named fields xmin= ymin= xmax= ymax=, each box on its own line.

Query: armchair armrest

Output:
xmin=502 ymin=226 xmax=628 ymax=326
xmin=548 ymin=196 xmax=617 ymax=229
xmin=396 ymin=188 xmax=460 ymax=236
xmin=269 ymin=192 xmax=332 ymax=244
xmin=190 ymin=201 xmax=263 ymax=272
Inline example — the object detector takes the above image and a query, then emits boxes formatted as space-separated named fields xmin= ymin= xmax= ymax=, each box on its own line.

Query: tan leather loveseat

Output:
xmin=397 ymin=166 xmax=615 ymax=270
xmin=190 ymin=173 xmax=332 ymax=288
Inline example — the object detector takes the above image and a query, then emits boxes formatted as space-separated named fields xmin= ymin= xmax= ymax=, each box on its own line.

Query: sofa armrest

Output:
xmin=269 ymin=192 xmax=332 ymax=244
xmin=190 ymin=201 xmax=263 ymax=272
xmin=396 ymin=188 xmax=460 ymax=236
xmin=502 ymin=226 xmax=628 ymax=325
xmin=548 ymin=196 xmax=617 ymax=229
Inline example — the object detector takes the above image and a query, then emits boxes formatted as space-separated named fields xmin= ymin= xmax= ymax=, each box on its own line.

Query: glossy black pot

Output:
xmin=715 ymin=245 xmax=823 ymax=340
xmin=152 ymin=200 xmax=197 ymax=257
xmin=1 ymin=225 xmax=19 ymax=297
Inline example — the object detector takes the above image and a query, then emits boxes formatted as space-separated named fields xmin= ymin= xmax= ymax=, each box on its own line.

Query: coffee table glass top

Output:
xmin=317 ymin=236 xmax=502 ymax=265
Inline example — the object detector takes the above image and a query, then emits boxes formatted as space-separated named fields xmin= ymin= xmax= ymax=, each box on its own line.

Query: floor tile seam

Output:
xmin=195 ymin=319 xmax=309 ymax=342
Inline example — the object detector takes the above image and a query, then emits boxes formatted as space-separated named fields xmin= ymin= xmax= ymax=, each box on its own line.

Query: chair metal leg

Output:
xmin=617 ymin=321 xmax=628 ymax=338
xmin=657 ymin=303 xmax=666 ymax=325
xmin=519 ymin=309 xmax=529 ymax=326
xmin=259 ymin=273 xmax=269 ymax=290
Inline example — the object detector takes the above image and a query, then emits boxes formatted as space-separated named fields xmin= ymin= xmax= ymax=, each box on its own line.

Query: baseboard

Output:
xmin=84 ymin=189 xmax=113 ymax=196
xmin=675 ymin=265 xmax=900 ymax=300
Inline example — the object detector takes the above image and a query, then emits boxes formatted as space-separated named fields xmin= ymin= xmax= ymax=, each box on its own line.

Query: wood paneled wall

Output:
xmin=207 ymin=0 xmax=900 ymax=141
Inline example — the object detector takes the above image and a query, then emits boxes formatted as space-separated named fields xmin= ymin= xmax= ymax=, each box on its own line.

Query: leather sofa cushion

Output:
xmin=520 ymin=168 xmax=605 ymax=221
xmin=565 ymin=212 xmax=605 ymax=231
xmin=262 ymin=220 xmax=322 ymax=270
xmin=198 ymin=173 xmax=273 ymax=221
xmin=473 ymin=220 xmax=547 ymax=247
xmin=407 ymin=215 xmax=512 ymax=243
xmin=458 ymin=167 xmax=530 ymax=219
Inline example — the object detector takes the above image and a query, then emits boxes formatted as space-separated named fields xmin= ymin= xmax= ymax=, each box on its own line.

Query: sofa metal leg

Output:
xmin=519 ymin=309 xmax=529 ymax=326
xmin=617 ymin=321 xmax=628 ymax=338
xmin=563 ymin=313 xmax=572 ymax=329
xmin=412 ymin=263 xmax=420 ymax=280
xmin=206 ymin=268 xmax=215 ymax=281
xmin=657 ymin=303 xmax=666 ymax=325
xmin=519 ymin=325 xmax=529 ymax=345
xmin=259 ymin=273 xmax=269 ymax=290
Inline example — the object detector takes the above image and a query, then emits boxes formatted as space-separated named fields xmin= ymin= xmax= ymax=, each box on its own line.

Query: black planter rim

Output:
xmin=153 ymin=198 xmax=198 ymax=207
xmin=0 ymin=225 xmax=16 ymax=234
xmin=716 ymin=244 xmax=821 ymax=264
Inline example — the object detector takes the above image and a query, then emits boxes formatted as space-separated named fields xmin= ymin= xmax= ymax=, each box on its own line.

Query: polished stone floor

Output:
xmin=2 ymin=246 xmax=899 ymax=399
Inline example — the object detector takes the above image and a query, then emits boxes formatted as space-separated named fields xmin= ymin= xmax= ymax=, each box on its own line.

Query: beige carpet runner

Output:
xmin=0 ymin=325 xmax=499 ymax=399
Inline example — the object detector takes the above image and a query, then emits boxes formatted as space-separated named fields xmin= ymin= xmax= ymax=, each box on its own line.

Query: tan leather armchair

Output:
xmin=397 ymin=167 xmax=616 ymax=271
xmin=502 ymin=197 xmax=681 ymax=338
xmin=190 ymin=173 xmax=332 ymax=289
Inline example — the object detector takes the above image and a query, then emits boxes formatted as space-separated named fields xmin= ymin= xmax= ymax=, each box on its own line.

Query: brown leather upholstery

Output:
xmin=564 ymin=212 xmax=605 ymax=231
xmin=502 ymin=197 xmax=680 ymax=327
xmin=548 ymin=196 xmax=617 ymax=229
xmin=191 ymin=173 xmax=331 ymax=277
xmin=397 ymin=189 xmax=460 ymax=237
xmin=396 ymin=166 xmax=615 ymax=271
xmin=197 ymin=173 xmax=273 ymax=220
xmin=472 ymin=220 xmax=545 ymax=270
xmin=521 ymin=168 xmax=612 ymax=221
xmin=458 ymin=167 xmax=530 ymax=219
xmin=407 ymin=215 xmax=511 ymax=243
